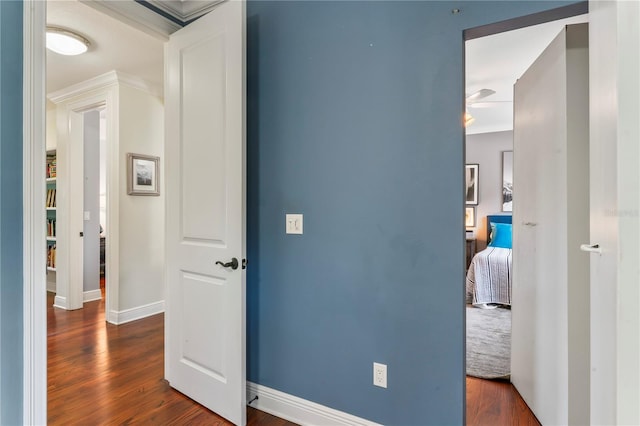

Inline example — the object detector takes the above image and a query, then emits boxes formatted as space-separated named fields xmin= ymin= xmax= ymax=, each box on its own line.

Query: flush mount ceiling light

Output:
xmin=46 ymin=27 xmax=90 ymax=56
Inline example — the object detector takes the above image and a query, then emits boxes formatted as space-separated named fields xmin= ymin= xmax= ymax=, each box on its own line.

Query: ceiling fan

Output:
xmin=466 ymin=88 xmax=496 ymax=106
xmin=465 ymin=88 xmax=496 ymax=126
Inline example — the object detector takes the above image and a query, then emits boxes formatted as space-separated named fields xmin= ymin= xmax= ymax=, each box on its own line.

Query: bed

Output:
xmin=466 ymin=214 xmax=512 ymax=307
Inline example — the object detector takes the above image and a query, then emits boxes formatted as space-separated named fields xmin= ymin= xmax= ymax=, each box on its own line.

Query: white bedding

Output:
xmin=466 ymin=247 xmax=512 ymax=306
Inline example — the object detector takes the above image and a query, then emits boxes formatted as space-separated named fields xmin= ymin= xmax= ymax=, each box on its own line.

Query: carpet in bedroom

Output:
xmin=466 ymin=305 xmax=511 ymax=380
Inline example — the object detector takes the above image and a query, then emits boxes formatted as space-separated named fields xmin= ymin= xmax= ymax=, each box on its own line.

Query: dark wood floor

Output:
xmin=48 ymin=291 xmax=538 ymax=425
xmin=466 ymin=376 xmax=540 ymax=425
xmin=47 ymin=291 xmax=295 ymax=425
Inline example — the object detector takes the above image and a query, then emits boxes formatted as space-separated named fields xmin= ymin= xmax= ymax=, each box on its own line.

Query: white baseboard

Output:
xmin=246 ymin=382 xmax=380 ymax=426
xmin=83 ymin=289 xmax=102 ymax=303
xmin=52 ymin=295 xmax=67 ymax=310
xmin=52 ymin=290 xmax=104 ymax=306
xmin=109 ymin=300 xmax=164 ymax=325
xmin=46 ymin=280 xmax=56 ymax=293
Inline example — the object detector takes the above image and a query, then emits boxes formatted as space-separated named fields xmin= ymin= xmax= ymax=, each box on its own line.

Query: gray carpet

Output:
xmin=466 ymin=305 xmax=511 ymax=380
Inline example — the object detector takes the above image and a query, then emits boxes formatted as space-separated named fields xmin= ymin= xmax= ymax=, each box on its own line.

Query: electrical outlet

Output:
xmin=373 ymin=362 xmax=387 ymax=388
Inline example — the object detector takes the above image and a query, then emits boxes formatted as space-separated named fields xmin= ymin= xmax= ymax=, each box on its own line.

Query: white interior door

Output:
xmin=165 ymin=1 xmax=246 ymax=425
xmin=511 ymin=24 xmax=590 ymax=426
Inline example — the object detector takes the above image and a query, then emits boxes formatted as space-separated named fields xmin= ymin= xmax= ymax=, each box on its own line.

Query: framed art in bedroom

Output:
xmin=127 ymin=153 xmax=160 ymax=196
xmin=465 ymin=164 xmax=479 ymax=205
xmin=502 ymin=151 xmax=513 ymax=211
xmin=465 ymin=206 xmax=476 ymax=228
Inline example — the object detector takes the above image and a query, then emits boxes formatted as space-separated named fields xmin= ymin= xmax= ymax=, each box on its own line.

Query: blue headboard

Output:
xmin=486 ymin=214 xmax=512 ymax=243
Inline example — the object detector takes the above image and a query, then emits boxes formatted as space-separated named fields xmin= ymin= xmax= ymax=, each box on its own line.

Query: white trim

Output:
xmin=48 ymin=70 xmax=162 ymax=104
xmin=53 ymin=295 xmax=67 ymax=310
xmin=51 ymin=77 xmax=121 ymax=325
xmin=83 ymin=289 xmax=103 ymax=303
xmin=79 ymin=0 xmax=178 ymax=41
xmin=48 ymin=70 xmax=119 ymax=103
xmin=246 ymin=382 xmax=381 ymax=426
xmin=147 ymin=0 xmax=224 ymax=22
xmin=110 ymin=301 xmax=165 ymax=325
xmin=22 ymin=1 xmax=47 ymax=424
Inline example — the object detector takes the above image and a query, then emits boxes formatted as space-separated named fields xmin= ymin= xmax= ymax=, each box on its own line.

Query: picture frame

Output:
xmin=127 ymin=153 xmax=160 ymax=196
xmin=465 ymin=207 xmax=476 ymax=228
xmin=502 ymin=151 xmax=513 ymax=212
xmin=465 ymin=164 xmax=479 ymax=205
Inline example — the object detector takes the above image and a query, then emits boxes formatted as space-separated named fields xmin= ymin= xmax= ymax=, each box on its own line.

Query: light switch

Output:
xmin=84 ymin=211 xmax=91 ymax=221
xmin=286 ymin=214 xmax=303 ymax=235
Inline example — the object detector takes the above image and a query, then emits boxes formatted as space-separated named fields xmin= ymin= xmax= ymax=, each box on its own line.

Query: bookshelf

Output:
xmin=46 ymin=150 xmax=57 ymax=273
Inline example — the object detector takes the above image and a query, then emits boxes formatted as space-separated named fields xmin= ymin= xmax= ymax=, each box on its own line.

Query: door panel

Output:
xmin=165 ymin=1 xmax=246 ymax=424
xmin=511 ymin=23 xmax=590 ymax=426
xmin=181 ymin=271 xmax=228 ymax=380
xmin=181 ymin=34 xmax=228 ymax=243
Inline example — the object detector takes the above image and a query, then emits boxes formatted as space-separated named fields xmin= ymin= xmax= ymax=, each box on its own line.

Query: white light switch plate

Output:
xmin=84 ymin=211 xmax=91 ymax=221
xmin=286 ymin=214 xmax=303 ymax=234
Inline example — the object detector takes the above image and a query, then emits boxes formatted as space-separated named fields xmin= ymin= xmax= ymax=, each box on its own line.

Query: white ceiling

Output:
xmin=47 ymin=1 xmax=588 ymax=133
xmin=47 ymin=0 xmax=164 ymax=94
xmin=465 ymin=14 xmax=588 ymax=135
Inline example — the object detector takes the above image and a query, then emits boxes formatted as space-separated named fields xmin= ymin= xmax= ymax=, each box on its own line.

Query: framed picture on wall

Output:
xmin=502 ymin=151 xmax=513 ymax=211
xmin=127 ymin=153 xmax=160 ymax=196
xmin=465 ymin=207 xmax=476 ymax=228
xmin=465 ymin=164 xmax=479 ymax=205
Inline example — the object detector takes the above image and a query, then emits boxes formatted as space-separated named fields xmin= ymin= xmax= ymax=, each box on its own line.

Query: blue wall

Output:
xmin=0 ymin=0 xmax=23 ymax=424
xmin=246 ymin=1 xmax=576 ymax=424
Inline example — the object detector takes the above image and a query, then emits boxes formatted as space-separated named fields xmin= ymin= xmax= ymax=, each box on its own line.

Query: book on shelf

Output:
xmin=46 ymin=188 xmax=57 ymax=208
xmin=46 ymin=153 xmax=57 ymax=179
xmin=47 ymin=218 xmax=56 ymax=237
xmin=47 ymin=244 xmax=56 ymax=269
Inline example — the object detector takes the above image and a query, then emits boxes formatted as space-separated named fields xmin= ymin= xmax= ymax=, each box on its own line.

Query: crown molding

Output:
xmin=48 ymin=70 xmax=162 ymax=104
xmin=144 ymin=0 xmax=225 ymax=23
xmin=79 ymin=0 xmax=179 ymax=41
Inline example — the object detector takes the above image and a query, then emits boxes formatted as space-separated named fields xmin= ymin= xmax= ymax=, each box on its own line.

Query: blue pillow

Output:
xmin=488 ymin=222 xmax=512 ymax=249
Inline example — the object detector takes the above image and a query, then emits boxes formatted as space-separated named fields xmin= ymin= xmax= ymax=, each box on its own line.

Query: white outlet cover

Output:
xmin=373 ymin=362 xmax=387 ymax=388
xmin=286 ymin=214 xmax=303 ymax=234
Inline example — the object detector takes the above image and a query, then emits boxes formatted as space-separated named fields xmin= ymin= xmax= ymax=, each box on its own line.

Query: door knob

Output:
xmin=215 ymin=257 xmax=239 ymax=270
xmin=580 ymin=243 xmax=602 ymax=255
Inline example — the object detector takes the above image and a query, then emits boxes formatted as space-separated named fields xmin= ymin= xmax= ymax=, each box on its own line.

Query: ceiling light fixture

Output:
xmin=46 ymin=27 xmax=90 ymax=56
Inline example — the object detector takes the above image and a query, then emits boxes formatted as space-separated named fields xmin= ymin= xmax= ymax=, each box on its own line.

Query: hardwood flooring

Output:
xmin=466 ymin=376 xmax=540 ymax=425
xmin=47 ymin=292 xmax=295 ymax=425
xmin=48 ymin=291 xmax=538 ymax=425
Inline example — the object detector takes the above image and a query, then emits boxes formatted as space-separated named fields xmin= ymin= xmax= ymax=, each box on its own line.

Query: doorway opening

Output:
xmin=81 ymin=107 xmax=106 ymax=302
xmin=462 ymin=7 xmax=588 ymax=423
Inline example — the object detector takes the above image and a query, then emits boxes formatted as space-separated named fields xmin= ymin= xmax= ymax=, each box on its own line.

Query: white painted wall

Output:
xmin=589 ymin=1 xmax=640 ymax=424
xmin=117 ymin=83 xmax=164 ymax=312
xmin=465 ymin=130 xmax=512 ymax=250
xmin=511 ymin=24 xmax=590 ymax=426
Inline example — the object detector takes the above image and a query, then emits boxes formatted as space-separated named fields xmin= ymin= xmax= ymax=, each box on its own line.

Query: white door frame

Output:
xmin=588 ymin=1 xmax=640 ymax=424
xmin=48 ymin=80 xmax=119 ymax=318
xmin=22 ymin=1 xmax=46 ymax=423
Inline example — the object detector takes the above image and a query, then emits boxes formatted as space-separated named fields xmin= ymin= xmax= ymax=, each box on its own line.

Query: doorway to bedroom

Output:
xmin=463 ymin=9 xmax=589 ymax=421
